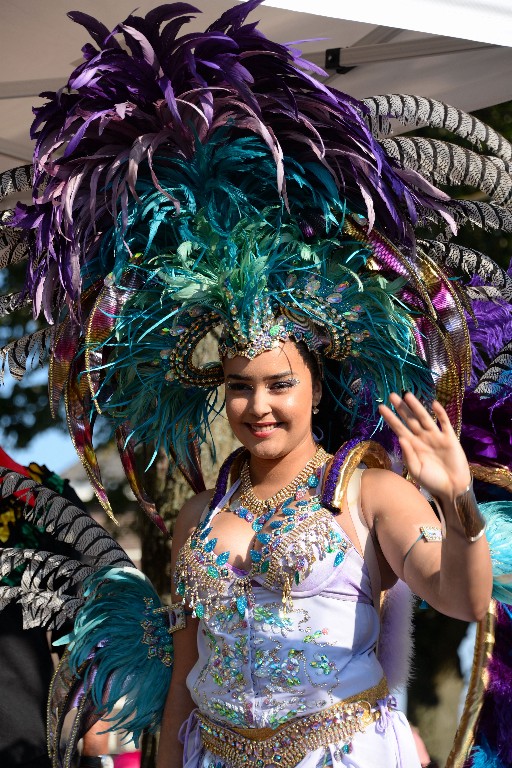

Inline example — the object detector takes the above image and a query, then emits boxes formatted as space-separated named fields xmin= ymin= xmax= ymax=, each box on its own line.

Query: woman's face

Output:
xmin=223 ymin=341 xmax=322 ymax=460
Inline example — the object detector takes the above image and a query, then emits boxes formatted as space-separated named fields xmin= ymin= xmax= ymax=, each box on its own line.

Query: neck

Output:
xmin=247 ymin=435 xmax=319 ymax=499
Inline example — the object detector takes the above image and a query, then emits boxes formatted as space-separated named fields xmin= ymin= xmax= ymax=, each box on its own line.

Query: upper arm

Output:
xmin=169 ymin=489 xmax=213 ymax=601
xmin=362 ymin=468 xmax=442 ymax=589
xmin=167 ymin=490 xmax=213 ymax=685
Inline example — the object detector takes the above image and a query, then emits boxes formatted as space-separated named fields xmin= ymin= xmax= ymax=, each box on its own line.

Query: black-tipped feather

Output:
xmin=364 ymin=94 xmax=512 ymax=162
xmin=0 ymin=470 xmax=132 ymax=566
xmin=0 ymin=327 xmax=56 ymax=382
xmin=421 ymin=240 xmax=512 ymax=302
xmin=475 ymin=341 xmax=512 ymax=395
xmin=382 ymin=137 xmax=512 ymax=207
xmin=0 ymin=165 xmax=33 ymax=200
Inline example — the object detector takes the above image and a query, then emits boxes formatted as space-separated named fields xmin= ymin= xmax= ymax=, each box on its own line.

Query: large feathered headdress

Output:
xmin=1 ymin=0 xmax=512 ymax=525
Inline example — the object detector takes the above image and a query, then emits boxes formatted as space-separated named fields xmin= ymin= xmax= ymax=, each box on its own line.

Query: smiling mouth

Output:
xmin=247 ymin=422 xmax=281 ymax=434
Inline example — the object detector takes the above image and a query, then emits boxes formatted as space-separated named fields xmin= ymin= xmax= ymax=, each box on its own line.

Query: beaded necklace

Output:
xmin=236 ymin=445 xmax=330 ymax=517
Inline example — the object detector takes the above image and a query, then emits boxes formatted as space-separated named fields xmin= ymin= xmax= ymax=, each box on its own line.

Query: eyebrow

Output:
xmin=225 ymin=371 xmax=293 ymax=381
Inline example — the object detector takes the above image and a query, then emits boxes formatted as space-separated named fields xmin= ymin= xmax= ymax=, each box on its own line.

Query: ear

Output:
xmin=312 ymin=378 xmax=322 ymax=406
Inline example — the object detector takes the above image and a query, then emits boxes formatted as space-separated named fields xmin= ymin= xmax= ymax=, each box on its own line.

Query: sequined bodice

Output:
xmin=176 ymin=479 xmax=384 ymax=730
xmin=175 ymin=478 xmax=351 ymax=618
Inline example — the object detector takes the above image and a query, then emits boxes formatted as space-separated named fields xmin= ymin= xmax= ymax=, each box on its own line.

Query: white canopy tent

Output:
xmin=264 ymin=0 xmax=512 ymax=46
xmin=0 ymin=0 xmax=511 ymax=172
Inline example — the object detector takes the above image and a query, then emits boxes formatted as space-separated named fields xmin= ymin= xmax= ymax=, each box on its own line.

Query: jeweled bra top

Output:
xmin=175 ymin=455 xmax=354 ymax=620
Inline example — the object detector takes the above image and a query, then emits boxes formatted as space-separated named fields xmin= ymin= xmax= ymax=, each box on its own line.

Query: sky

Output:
xmin=4 ymin=428 xmax=77 ymax=474
xmin=0 ymin=366 xmax=78 ymax=474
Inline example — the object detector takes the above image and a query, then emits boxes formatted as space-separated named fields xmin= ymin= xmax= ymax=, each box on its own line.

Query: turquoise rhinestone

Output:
xmin=334 ymin=551 xmax=345 ymax=566
xmin=216 ymin=552 xmax=230 ymax=566
xmin=236 ymin=595 xmax=248 ymax=616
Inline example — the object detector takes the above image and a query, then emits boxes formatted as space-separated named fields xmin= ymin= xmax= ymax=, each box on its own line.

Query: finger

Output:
xmin=400 ymin=392 xmax=437 ymax=431
xmin=398 ymin=435 xmax=422 ymax=479
xmin=388 ymin=393 xmax=430 ymax=436
xmin=378 ymin=402 xmax=410 ymax=438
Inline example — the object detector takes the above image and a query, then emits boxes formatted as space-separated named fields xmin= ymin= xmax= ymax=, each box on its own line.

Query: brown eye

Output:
xmin=270 ymin=380 xmax=298 ymax=391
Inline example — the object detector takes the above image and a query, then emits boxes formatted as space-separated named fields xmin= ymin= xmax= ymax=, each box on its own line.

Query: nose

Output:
xmin=248 ymin=384 xmax=272 ymax=418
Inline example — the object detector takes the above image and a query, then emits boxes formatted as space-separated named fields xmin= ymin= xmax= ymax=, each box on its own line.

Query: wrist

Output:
xmin=431 ymin=476 xmax=486 ymax=542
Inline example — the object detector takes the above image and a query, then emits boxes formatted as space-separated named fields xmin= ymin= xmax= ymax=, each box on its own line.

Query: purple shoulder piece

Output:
xmin=321 ymin=438 xmax=361 ymax=508
xmin=210 ymin=446 xmax=246 ymax=511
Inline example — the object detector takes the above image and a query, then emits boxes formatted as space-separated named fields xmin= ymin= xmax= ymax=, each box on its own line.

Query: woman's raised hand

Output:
xmin=378 ymin=392 xmax=471 ymax=502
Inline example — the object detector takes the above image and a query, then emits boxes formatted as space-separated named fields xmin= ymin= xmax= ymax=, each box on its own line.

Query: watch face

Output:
xmin=100 ymin=757 xmax=115 ymax=768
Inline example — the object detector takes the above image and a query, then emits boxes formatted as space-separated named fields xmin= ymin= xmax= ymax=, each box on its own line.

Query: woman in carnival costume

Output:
xmin=1 ymin=2 xmax=512 ymax=767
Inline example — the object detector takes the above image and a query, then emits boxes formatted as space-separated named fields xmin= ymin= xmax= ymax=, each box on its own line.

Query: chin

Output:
xmin=237 ymin=431 xmax=287 ymax=458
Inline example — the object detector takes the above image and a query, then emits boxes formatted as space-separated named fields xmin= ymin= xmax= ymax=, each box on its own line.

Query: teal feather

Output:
xmin=481 ymin=501 xmax=512 ymax=604
xmin=55 ymin=567 xmax=173 ymax=745
xmin=78 ymin=130 xmax=435 ymax=467
xmin=85 ymin=131 xmax=344 ymax=288
xmin=85 ymin=206 xmax=432 ymax=464
xmin=469 ymin=739 xmax=507 ymax=768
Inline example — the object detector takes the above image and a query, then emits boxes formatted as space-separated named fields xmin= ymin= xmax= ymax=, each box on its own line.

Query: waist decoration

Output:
xmin=197 ymin=678 xmax=389 ymax=768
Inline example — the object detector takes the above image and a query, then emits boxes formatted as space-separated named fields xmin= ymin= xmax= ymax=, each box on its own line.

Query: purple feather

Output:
xmin=11 ymin=0 xmax=454 ymax=317
xmin=471 ymin=603 xmax=512 ymax=764
xmin=461 ymin=390 xmax=512 ymax=471
xmin=467 ymin=295 xmax=512 ymax=387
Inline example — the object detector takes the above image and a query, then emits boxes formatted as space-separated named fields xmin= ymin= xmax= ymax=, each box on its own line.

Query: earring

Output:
xmin=312 ymin=405 xmax=319 ymax=415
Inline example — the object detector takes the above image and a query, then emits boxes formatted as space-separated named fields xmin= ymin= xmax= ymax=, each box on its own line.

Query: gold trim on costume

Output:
xmin=328 ymin=440 xmax=391 ymax=512
xmin=445 ymin=600 xmax=496 ymax=768
xmin=197 ymin=678 xmax=389 ymax=768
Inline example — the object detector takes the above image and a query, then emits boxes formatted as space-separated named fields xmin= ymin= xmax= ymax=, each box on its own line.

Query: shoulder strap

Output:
xmin=346 ymin=468 xmax=382 ymax=616
xmin=201 ymin=479 xmax=242 ymax=523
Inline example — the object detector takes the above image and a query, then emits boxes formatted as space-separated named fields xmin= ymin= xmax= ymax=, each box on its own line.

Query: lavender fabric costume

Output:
xmin=176 ymin=473 xmax=421 ymax=768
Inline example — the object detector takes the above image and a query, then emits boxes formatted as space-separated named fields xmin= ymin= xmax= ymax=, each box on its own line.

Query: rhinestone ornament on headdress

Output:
xmin=217 ymin=272 xmax=357 ymax=361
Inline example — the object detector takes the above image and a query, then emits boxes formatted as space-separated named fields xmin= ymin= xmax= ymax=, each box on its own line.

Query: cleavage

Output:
xmin=205 ymin=494 xmax=320 ymax=573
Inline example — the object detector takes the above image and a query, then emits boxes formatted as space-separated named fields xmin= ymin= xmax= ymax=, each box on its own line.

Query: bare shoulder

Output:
xmin=173 ymin=489 xmax=214 ymax=543
xmin=361 ymin=467 xmax=431 ymax=519
xmin=362 ymin=467 xmax=413 ymax=493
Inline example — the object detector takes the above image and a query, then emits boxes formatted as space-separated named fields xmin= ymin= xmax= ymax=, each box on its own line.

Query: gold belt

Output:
xmin=197 ymin=678 xmax=389 ymax=768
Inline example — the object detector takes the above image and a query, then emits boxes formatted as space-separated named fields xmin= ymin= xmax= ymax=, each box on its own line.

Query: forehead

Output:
xmin=222 ymin=341 xmax=307 ymax=378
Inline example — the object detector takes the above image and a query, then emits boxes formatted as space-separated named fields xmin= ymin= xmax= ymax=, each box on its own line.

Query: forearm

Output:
xmin=438 ymin=532 xmax=491 ymax=620
xmin=405 ymin=499 xmax=492 ymax=621
xmin=156 ymin=679 xmax=196 ymax=768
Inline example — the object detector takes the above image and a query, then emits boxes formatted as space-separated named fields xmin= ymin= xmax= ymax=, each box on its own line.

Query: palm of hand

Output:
xmin=379 ymin=393 xmax=471 ymax=500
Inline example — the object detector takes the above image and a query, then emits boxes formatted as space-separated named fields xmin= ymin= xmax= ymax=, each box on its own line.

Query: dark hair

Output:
xmin=294 ymin=340 xmax=322 ymax=383
xmin=292 ymin=340 xmax=352 ymax=452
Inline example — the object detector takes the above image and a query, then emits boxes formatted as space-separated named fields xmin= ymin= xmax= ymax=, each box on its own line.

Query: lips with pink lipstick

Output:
xmin=247 ymin=421 xmax=283 ymax=438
